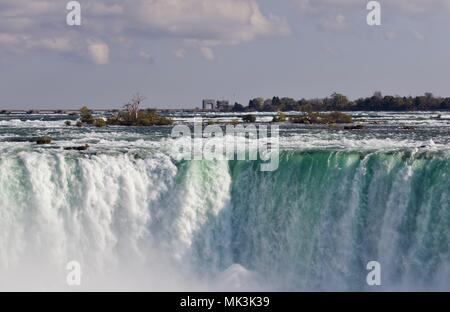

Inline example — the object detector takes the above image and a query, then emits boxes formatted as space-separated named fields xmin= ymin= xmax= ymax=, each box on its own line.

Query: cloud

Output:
xmin=128 ymin=0 xmax=290 ymax=44
xmin=139 ymin=51 xmax=154 ymax=62
xmin=320 ymin=14 xmax=348 ymax=32
xmin=86 ymin=2 xmax=124 ymax=16
xmin=383 ymin=30 xmax=397 ymax=40
xmin=174 ymin=48 xmax=187 ymax=59
xmin=291 ymin=0 xmax=450 ymax=37
xmin=87 ymin=41 xmax=109 ymax=65
xmin=411 ymin=30 xmax=425 ymax=40
xmin=389 ymin=0 xmax=450 ymax=14
xmin=293 ymin=0 xmax=450 ymax=14
xmin=0 ymin=0 xmax=290 ymax=63
xmin=293 ymin=0 xmax=363 ymax=13
xmin=0 ymin=33 xmax=19 ymax=45
xmin=37 ymin=37 xmax=73 ymax=53
xmin=200 ymin=47 xmax=215 ymax=60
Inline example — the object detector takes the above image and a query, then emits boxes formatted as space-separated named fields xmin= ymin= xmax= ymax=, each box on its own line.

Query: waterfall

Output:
xmin=0 ymin=149 xmax=449 ymax=290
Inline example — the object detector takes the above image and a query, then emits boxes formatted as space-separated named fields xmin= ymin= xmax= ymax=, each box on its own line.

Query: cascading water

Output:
xmin=226 ymin=151 xmax=450 ymax=290
xmin=1 ymin=147 xmax=449 ymax=291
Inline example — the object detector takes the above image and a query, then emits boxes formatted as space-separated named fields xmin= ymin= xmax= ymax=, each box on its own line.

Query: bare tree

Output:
xmin=124 ymin=93 xmax=146 ymax=121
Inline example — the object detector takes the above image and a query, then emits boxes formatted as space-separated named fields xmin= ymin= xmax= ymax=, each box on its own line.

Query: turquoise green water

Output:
xmin=0 ymin=112 xmax=450 ymax=290
xmin=225 ymin=151 xmax=450 ymax=290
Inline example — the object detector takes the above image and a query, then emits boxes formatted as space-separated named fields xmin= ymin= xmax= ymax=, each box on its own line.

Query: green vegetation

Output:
xmin=235 ymin=92 xmax=450 ymax=112
xmin=324 ymin=111 xmax=353 ymax=123
xmin=106 ymin=109 xmax=173 ymax=126
xmin=207 ymin=120 xmax=218 ymax=126
xmin=78 ymin=94 xmax=173 ymax=127
xmin=106 ymin=94 xmax=173 ymax=126
xmin=272 ymin=112 xmax=287 ymax=123
xmin=80 ymin=106 xmax=94 ymax=124
xmin=290 ymin=112 xmax=353 ymax=124
xmin=94 ymin=118 xmax=106 ymax=128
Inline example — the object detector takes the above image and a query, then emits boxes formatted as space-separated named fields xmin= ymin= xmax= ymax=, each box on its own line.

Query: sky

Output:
xmin=1 ymin=0 xmax=450 ymax=109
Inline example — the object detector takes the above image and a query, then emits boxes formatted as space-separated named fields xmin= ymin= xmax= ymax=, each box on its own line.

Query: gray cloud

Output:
xmin=291 ymin=0 xmax=450 ymax=39
xmin=0 ymin=0 xmax=290 ymax=63
xmin=293 ymin=0 xmax=450 ymax=13
xmin=87 ymin=40 xmax=109 ymax=64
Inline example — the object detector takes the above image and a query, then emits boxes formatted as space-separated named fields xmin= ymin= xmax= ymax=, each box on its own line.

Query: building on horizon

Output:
xmin=202 ymin=99 xmax=230 ymax=111
xmin=216 ymin=100 xmax=230 ymax=111
xmin=202 ymin=99 xmax=216 ymax=110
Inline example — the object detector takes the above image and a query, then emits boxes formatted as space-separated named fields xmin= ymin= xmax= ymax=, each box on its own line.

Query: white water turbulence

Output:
xmin=0 ymin=111 xmax=450 ymax=291
xmin=0 ymin=149 xmax=449 ymax=291
xmin=0 ymin=148 xmax=265 ymax=291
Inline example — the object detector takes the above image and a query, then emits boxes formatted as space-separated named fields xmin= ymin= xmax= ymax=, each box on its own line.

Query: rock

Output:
xmin=228 ymin=120 xmax=241 ymax=126
xmin=344 ymin=124 xmax=365 ymax=130
xmin=328 ymin=124 xmax=339 ymax=130
xmin=243 ymin=115 xmax=257 ymax=123
xmin=290 ymin=116 xmax=310 ymax=124
xmin=64 ymin=144 xmax=90 ymax=151
xmin=36 ymin=136 xmax=52 ymax=145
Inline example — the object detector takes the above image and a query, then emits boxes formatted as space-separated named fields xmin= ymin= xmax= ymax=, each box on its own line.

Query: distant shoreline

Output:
xmin=2 ymin=92 xmax=450 ymax=115
xmin=1 ymin=109 xmax=450 ymax=115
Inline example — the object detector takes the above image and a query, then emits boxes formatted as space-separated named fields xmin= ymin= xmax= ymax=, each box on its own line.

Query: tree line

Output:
xmin=228 ymin=92 xmax=450 ymax=112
